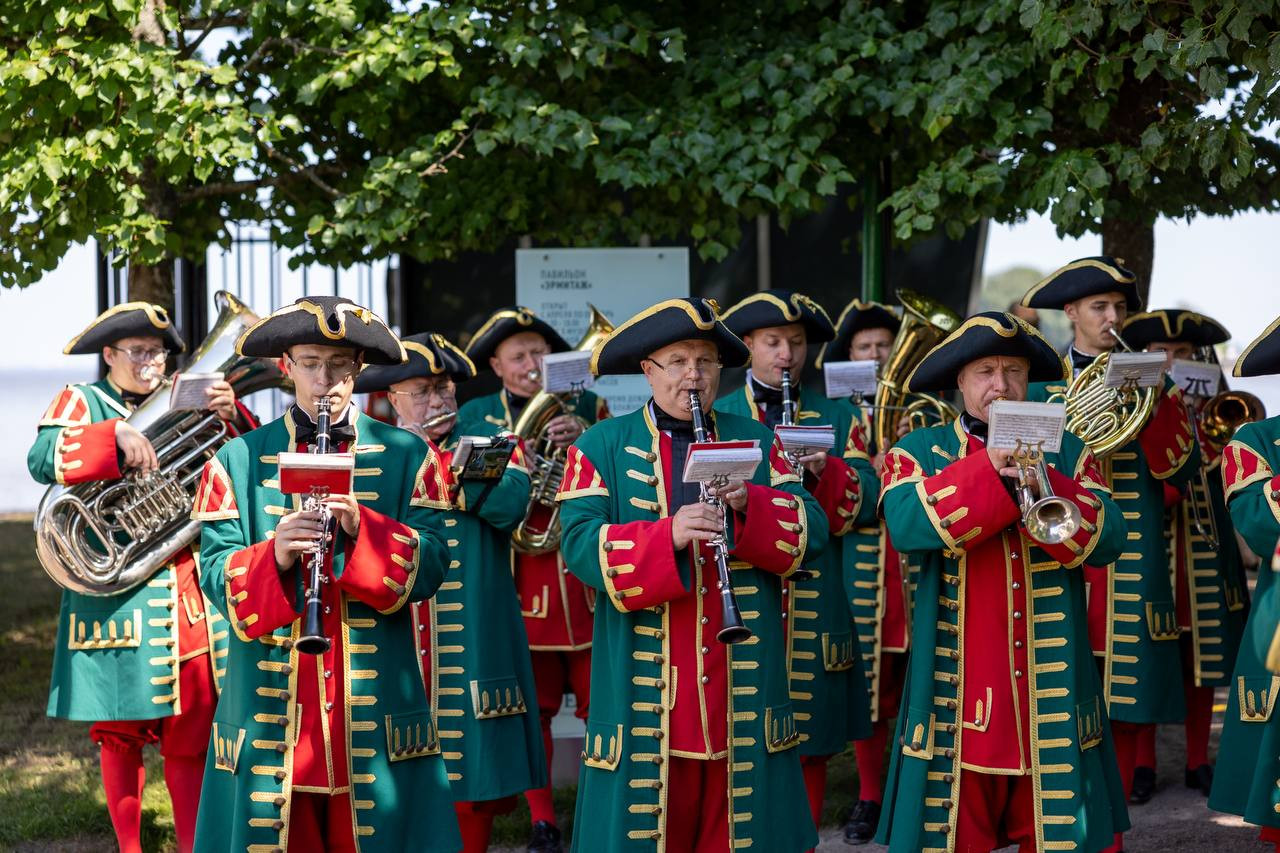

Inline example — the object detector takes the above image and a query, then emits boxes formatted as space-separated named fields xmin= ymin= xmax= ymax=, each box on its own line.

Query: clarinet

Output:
xmin=777 ymin=369 xmax=814 ymax=581
xmin=687 ymin=390 xmax=752 ymax=644
xmin=296 ymin=397 xmax=334 ymax=655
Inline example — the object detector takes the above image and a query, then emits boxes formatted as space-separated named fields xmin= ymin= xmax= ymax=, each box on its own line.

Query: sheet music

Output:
xmin=169 ymin=372 xmax=224 ymax=410
xmin=775 ymin=424 xmax=837 ymax=456
xmin=683 ymin=441 xmax=762 ymax=483
xmin=541 ymin=351 xmax=594 ymax=393
xmin=987 ymin=400 xmax=1067 ymax=453
xmin=1103 ymin=352 xmax=1166 ymax=389
xmin=823 ymin=360 xmax=879 ymax=399
xmin=1169 ymin=358 xmax=1221 ymax=399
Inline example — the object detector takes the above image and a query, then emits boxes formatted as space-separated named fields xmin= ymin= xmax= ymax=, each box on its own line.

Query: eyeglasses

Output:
xmin=388 ymin=379 xmax=456 ymax=403
xmin=646 ymin=356 xmax=722 ymax=377
xmin=108 ymin=345 xmax=168 ymax=365
xmin=286 ymin=354 xmax=358 ymax=377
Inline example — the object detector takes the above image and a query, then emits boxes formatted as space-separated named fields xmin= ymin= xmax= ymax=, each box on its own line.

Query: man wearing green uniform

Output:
xmin=355 ymin=332 xmax=546 ymax=851
xmin=1021 ymin=258 xmax=1199 ymax=835
xmin=29 ymin=302 xmax=253 ymax=853
xmin=716 ymin=289 xmax=876 ymax=831
xmin=557 ymin=296 xmax=827 ymax=851
xmin=191 ymin=296 xmax=460 ymax=852
xmin=877 ymin=311 xmax=1129 ymax=852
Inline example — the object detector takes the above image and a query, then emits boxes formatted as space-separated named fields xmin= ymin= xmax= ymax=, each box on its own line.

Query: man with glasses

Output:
xmin=27 ymin=302 xmax=255 ymax=853
xmin=557 ymin=297 xmax=827 ymax=851
xmin=355 ymin=332 xmax=546 ymax=851
xmin=459 ymin=306 xmax=608 ymax=852
xmin=189 ymin=296 xmax=461 ymax=851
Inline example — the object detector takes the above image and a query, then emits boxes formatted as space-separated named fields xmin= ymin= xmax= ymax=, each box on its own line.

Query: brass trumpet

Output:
xmin=1011 ymin=440 xmax=1081 ymax=545
xmin=1201 ymin=390 xmax=1265 ymax=453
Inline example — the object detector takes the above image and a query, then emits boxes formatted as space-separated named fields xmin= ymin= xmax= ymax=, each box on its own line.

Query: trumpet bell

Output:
xmin=1024 ymin=496 xmax=1082 ymax=545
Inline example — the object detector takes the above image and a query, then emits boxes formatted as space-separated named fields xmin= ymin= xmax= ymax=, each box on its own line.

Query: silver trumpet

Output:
xmin=1011 ymin=439 xmax=1081 ymax=545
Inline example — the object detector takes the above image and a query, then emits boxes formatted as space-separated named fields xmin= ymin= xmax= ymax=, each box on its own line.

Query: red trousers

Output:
xmin=666 ymin=757 xmax=730 ymax=852
xmin=289 ymin=791 xmax=357 ymax=852
xmin=524 ymin=648 xmax=591 ymax=825
xmin=955 ymin=770 xmax=1036 ymax=853
xmin=454 ymin=797 xmax=518 ymax=852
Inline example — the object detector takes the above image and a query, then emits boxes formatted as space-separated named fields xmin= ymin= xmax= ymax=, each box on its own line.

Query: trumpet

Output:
xmin=1011 ymin=439 xmax=1081 ymax=545
xmin=296 ymin=397 xmax=335 ymax=656
xmin=688 ymin=390 xmax=751 ymax=644
xmin=418 ymin=410 xmax=458 ymax=432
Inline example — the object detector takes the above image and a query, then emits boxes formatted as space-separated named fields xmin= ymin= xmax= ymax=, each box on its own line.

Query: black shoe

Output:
xmin=528 ymin=820 xmax=564 ymax=853
xmin=1185 ymin=763 xmax=1214 ymax=795
xmin=842 ymin=799 xmax=881 ymax=845
xmin=1130 ymin=765 xmax=1156 ymax=804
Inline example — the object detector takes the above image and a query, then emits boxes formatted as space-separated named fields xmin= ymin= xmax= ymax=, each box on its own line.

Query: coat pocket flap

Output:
xmin=67 ymin=608 xmax=143 ymax=650
xmin=900 ymin=705 xmax=936 ymax=760
xmin=384 ymin=710 xmax=440 ymax=762
xmin=211 ymin=722 xmax=246 ymax=774
xmin=1076 ymin=696 xmax=1104 ymax=750
xmin=765 ymin=702 xmax=801 ymax=753
xmin=470 ymin=676 xmax=529 ymax=720
xmin=821 ymin=631 xmax=857 ymax=672
xmin=1145 ymin=599 xmax=1181 ymax=641
xmin=1237 ymin=675 xmax=1280 ymax=723
xmin=582 ymin=720 xmax=624 ymax=770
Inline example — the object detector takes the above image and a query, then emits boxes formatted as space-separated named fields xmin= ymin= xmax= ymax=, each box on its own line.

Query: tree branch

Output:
xmin=241 ymin=36 xmax=347 ymax=74
xmin=263 ymin=144 xmax=343 ymax=198
xmin=419 ymin=127 xmax=475 ymax=177
xmin=181 ymin=14 xmax=248 ymax=30
xmin=181 ymin=11 xmax=229 ymax=59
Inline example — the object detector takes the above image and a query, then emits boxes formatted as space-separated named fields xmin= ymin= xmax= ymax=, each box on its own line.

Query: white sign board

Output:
xmin=1169 ymin=358 xmax=1221 ymax=399
xmin=516 ymin=248 xmax=690 ymax=415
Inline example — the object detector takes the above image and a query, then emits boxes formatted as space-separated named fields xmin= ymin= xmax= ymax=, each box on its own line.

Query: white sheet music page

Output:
xmin=775 ymin=424 xmax=837 ymax=456
xmin=987 ymin=400 xmax=1067 ymax=453
xmin=169 ymin=372 xmax=225 ymax=410
xmin=823 ymin=360 xmax=879 ymax=399
xmin=1168 ymin=359 xmax=1221 ymax=399
xmin=683 ymin=441 xmax=762 ymax=484
xmin=541 ymin=351 xmax=594 ymax=393
xmin=1103 ymin=352 xmax=1166 ymax=389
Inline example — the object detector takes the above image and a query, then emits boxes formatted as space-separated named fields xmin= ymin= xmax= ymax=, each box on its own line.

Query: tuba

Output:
xmin=872 ymin=290 xmax=962 ymax=451
xmin=1050 ymin=328 xmax=1156 ymax=458
xmin=510 ymin=304 xmax=615 ymax=555
xmin=34 ymin=291 xmax=285 ymax=596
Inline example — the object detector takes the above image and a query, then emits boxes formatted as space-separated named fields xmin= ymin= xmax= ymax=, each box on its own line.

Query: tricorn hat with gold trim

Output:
xmin=1121 ymin=309 xmax=1229 ymax=351
xmin=1233 ymin=316 xmax=1280 ymax=377
xmin=591 ymin=297 xmax=750 ymax=377
xmin=720 ymin=289 xmax=836 ymax=342
xmin=354 ymin=332 xmax=476 ymax=393
xmin=465 ymin=306 xmax=571 ymax=368
xmin=64 ymin=302 xmax=185 ymax=355
xmin=236 ymin=296 xmax=405 ymax=365
xmin=1021 ymin=256 xmax=1142 ymax=311
xmin=906 ymin=312 xmax=1066 ymax=392
xmin=817 ymin=298 xmax=901 ymax=368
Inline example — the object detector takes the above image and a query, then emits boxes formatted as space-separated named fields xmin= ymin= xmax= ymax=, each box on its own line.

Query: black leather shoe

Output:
xmin=529 ymin=820 xmax=564 ymax=853
xmin=1130 ymin=765 xmax=1156 ymax=804
xmin=842 ymin=799 xmax=881 ymax=845
xmin=1185 ymin=763 xmax=1214 ymax=795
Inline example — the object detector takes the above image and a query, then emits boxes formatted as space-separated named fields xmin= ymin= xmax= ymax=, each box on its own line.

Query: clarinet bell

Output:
xmin=717 ymin=623 xmax=753 ymax=644
xmin=295 ymin=632 xmax=331 ymax=655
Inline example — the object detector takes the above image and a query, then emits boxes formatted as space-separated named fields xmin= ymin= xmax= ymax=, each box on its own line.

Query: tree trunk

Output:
xmin=1101 ymin=216 xmax=1155 ymax=307
xmin=128 ymin=261 xmax=176 ymax=310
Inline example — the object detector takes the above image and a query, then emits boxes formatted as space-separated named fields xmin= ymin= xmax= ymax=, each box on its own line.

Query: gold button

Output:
xmin=607 ymin=569 xmax=618 ymax=578
xmin=604 ymin=542 xmax=614 ymax=552
xmin=700 ymin=675 xmax=710 ymax=684
xmin=939 ymin=519 xmax=951 ymax=529
xmin=926 ymin=495 xmax=938 ymax=505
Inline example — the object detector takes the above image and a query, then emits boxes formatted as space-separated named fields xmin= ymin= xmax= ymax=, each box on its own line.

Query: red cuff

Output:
xmin=1162 ymin=482 xmax=1183 ymax=508
xmin=335 ymin=506 xmax=420 ymax=614
xmin=54 ymin=419 xmax=122 ymax=485
xmin=810 ymin=455 xmax=861 ymax=537
xmin=225 ymin=540 xmax=297 ymax=641
xmin=730 ymin=483 xmax=807 ymax=576
xmin=224 ymin=401 xmax=259 ymax=437
xmin=598 ymin=518 xmax=686 ymax=612
xmin=1139 ymin=389 xmax=1196 ymax=480
xmin=1034 ymin=466 xmax=1109 ymax=568
xmin=918 ymin=451 xmax=1020 ymax=553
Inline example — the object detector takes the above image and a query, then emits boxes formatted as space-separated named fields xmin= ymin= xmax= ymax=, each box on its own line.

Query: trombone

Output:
xmin=1011 ymin=440 xmax=1081 ymax=545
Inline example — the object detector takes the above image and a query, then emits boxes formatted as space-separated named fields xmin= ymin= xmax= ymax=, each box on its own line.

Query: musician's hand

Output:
xmin=274 ymin=509 xmax=326 ymax=571
xmin=546 ymin=414 xmax=583 ymax=449
xmin=798 ymin=451 xmax=827 ymax=477
xmin=670 ymin=503 xmax=724 ymax=550
xmin=895 ymin=414 xmax=912 ymax=440
xmin=712 ymin=479 xmax=749 ymax=513
xmin=325 ymin=494 xmax=361 ymax=538
xmin=872 ymin=451 xmax=886 ymax=476
xmin=986 ymin=446 xmax=1018 ymax=479
xmin=206 ymin=380 xmax=237 ymax=421
xmin=115 ymin=422 xmax=159 ymax=473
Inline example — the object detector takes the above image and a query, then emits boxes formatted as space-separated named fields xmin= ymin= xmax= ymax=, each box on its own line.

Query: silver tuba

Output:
xmin=34 ymin=291 xmax=285 ymax=596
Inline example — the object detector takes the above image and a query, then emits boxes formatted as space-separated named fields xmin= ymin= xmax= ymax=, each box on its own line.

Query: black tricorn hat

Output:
xmin=816 ymin=299 xmax=901 ymax=368
xmin=1233 ymin=316 xmax=1280 ymax=377
xmin=465 ymin=306 xmax=571 ymax=368
xmin=720 ymin=289 xmax=836 ymax=343
xmin=64 ymin=302 xmax=185 ymax=355
xmin=1122 ymin=309 xmax=1230 ymax=351
xmin=591 ymin=297 xmax=750 ymax=377
xmin=354 ymin=332 xmax=476 ymax=394
xmin=906 ymin=312 xmax=1067 ymax=393
xmin=236 ymin=296 xmax=405 ymax=365
xmin=1021 ymin=256 xmax=1142 ymax=311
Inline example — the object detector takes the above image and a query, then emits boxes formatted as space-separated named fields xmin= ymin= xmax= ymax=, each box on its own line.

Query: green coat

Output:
xmin=876 ymin=421 xmax=1130 ymax=853
xmin=1028 ymin=379 xmax=1200 ymax=723
xmin=192 ymin=411 xmax=460 ymax=853
xmin=557 ymin=405 xmax=827 ymax=853
xmin=28 ymin=378 xmax=227 ymax=721
xmin=715 ymin=382 xmax=875 ymax=753
xmin=1208 ymin=417 xmax=1280 ymax=826
xmin=423 ymin=421 xmax=547 ymax=801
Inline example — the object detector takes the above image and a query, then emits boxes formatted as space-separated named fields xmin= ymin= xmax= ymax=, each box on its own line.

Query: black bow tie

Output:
xmin=654 ymin=408 xmax=696 ymax=438
xmin=960 ymin=412 xmax=988 ymax=441
xmin=120 ymin=390 xmax=149 ymax=408
xmin=751 ymin=377 xmax=788 ymax=429
xmin=505 ymin=391 xmax=530 ymax=421
xmin=291 ymin=405 xmax=356 ymax=447
xmin=1069 ymin=347 xmax=1096 ymax=373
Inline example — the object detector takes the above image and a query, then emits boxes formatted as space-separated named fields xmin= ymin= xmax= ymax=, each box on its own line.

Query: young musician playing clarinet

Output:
xmin=190 ymin=296 xmax=460 ymax=852
xmin=556 ymin=297 xmax=828 ymax=852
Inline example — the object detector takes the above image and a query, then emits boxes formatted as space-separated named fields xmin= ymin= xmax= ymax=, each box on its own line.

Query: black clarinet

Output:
xmin=687 ymin=391 xmax=751 ymax=644
xmin=296 ymin=397 xmax=334 ymax=655
xmin=780 ymin=368 xmax=797 ymax=427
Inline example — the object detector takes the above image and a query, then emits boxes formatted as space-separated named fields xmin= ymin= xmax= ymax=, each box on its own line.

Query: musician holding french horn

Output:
xmin=27 ymin=302 xmax=257 ymax=853
xmin=556 ymin=297 xmax=827 ymax=852
xmin=876 ymin=311 xmax=1129 ymax=852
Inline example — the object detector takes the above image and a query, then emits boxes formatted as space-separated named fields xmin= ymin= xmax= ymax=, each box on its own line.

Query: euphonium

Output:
xmin=33 ymin=291 xmax=286 ymax=596
xmin=1011 ymin=439 xmax=1081 ymax=545
xmin=1051 ymin=328 xmax=1156 ymax=457
xmin=1201 ymin=389 xmax=1265 ymax=452
xmin=872 ymin=290 xmax=962 ymax=451
xmin=510 ymin=304 xmax=615 ymax=555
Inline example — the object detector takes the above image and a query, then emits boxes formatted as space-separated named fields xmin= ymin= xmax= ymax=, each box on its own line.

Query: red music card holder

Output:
xmin=277 ymin=451 xmax=356 ymax=495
